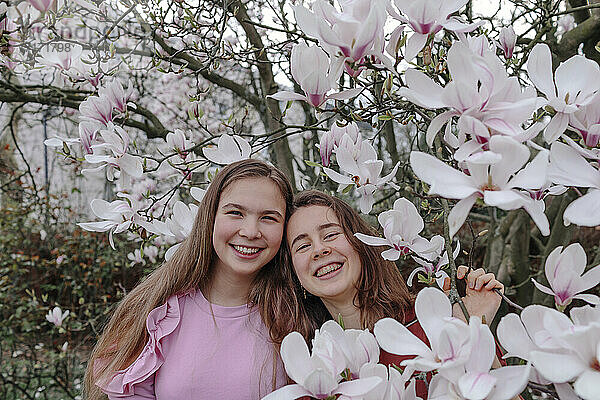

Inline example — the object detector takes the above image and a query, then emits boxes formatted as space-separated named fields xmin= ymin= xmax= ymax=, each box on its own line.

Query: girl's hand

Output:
xmin=452 ymin=266 xmax=504 ymax=324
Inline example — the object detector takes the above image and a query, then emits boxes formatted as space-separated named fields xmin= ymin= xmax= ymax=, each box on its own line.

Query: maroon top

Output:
xmin=378 ymin=307 xmax=431 ymax=399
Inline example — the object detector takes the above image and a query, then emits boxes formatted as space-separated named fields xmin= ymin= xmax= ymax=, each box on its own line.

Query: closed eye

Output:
xmin=324 ymin=232 xmax=341 ymax=240
xmin=296 ymin=243 xmax=310 ymax=252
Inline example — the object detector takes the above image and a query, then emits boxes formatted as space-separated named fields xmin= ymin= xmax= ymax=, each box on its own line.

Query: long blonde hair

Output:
xmin=84 ymin=159 xmax=294 ymax=400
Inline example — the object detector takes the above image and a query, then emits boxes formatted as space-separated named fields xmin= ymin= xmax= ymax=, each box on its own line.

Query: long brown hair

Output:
xmin=84 ymin=159 xmax=296 ymax=399
xmin=280 ymin=190 xmax=414 ymax=342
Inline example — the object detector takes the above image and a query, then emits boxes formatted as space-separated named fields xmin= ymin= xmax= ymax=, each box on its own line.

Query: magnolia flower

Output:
xmin=375 ymin=287 xmax=473 ymax=377
xmin=500 ymin=304 xmax=600 ymax=400
xmin=497 ymin=305 xmax=572 ymax=385
xmin=558 ymin=14 xmax=575 ymax=33
xmin=410 ymin=136 xmax=550 ymax=237
xmin=496 ymin=26 xmax=516 ymax=59
xmin=569 ymin=98 xmax=600 ymax=147
xmin=526 ymin=43 xmax=600 ymax=142
xmin=262 ymin=331 xmax=382 ymax=400
xmin=98 ymin=79 xmax=131 ymax=114
xmin=46 ymin=307 xmax=69 ymax=327
xmin=531 ymin=243 xmax=600 ymax=309
xmin=127 ymin=249 xmax=145 ymax=265
xmin=316 ymin=320 xmax=380 ymax=376
xmin=164 ymin=201 xmax=199 ymax=260
xmin=166 ymin=129 xmax=195 ymax=160
xmin=389 ymin=0 xmax=483 ymax=61
xmin=269 ymin=43 xmax=362 ymax=107
xmin=319 ymin=122 xmax=360 ymax=166
xmin=359 ymin=364 xmax=421 ymax=400
xmin=407 ymin=235 xmax=460 ymax=288
xmin=355 ymin=197 xmax=434 ymax=260
xmin=38 ymin=43 xmax=82 ymax=71
xmin=79 ymin=95 xmax=113 ymax=127
xmin=292 ymin=0 xmax=387 ymax=76
xmin=399 ymin=41 xmax=539 ymax=147
xmin=84 ymin=124 xmax=143 ymax=181
xmin=324 ymin=141 xmax=398 ymax=213
xmin=79 ymin=121 xmax=99 ymax=155
xmin=28 ymin=0 xmax=55 ymax=13
xmin=78 ymin=196 xmax=136 ymax=249
xmin=547 ymin=141 xmax=600 ymax=226
xmin=202 ymin=134 xmax=251 ymax=165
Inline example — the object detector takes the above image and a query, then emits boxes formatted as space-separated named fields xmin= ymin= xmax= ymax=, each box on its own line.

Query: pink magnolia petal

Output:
xmin=326 ymin=87 xmax=363 ymax=101
xmin=427 ymin=111 xmax=454 ymax=147
xmin=336 ymin=377 xmax=382 ymax=397
xmin=531 ymin=278 xmax=556 ymax=298
xmin=261 ymin=384 xmax=312 ymax=400
xmin=549 ymin=142 xmax=600 ymax=188
xmin=574 ymin=369 xmax=600 ymax=400
xmin=497 ymin=313 xmax=536 ymax=360
xmin=563 ymin=190 xmax=600 ymax=227
xmin=448 ymin=194 xmax=478 ymax=238
xmin=488 ymin=365 xmax=531 ymax=400
xmin=458 ymin=372 xmax=496 ymax=400
xmin=268 ymin=91 xmax=308 ymax=102
xmin=571 ymin=293 xmax=600 ymax=305
xmin=544 ymin=113 xmax=570 ymax=143
xmin=527 ymin=44 xmax=556 ymax=99
xmin=403 ymin=69 xmax=446 ymax=109
xmin=354 ymin=233 xmax=389 ymax=247
xmin=404 ymin=33 xmax=428 ymax=62
xmin=529 ymin=351 xmax=585 ymax=382
xmin=415 ymin=288 xmax=452 ymax=348
xmin=410 ymin=152 xmax=477 ymax=199
xmin=373 ymin=318 xmax=432 ymax=358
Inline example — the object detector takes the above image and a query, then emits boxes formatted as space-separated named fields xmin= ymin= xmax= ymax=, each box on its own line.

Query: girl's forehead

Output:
xmin=287 ymin=205 xmax=340 ymax=234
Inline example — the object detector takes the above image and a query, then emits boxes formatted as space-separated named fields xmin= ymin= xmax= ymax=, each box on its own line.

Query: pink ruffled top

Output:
xmin=97 ymin=289 xmax=286 ymax=399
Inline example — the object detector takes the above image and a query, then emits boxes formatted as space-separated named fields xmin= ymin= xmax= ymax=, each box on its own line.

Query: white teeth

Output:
xmin=233 ymin=245 xmax=261 ymax=255
xmin=315 ymin=263 xmax=342 ymax=277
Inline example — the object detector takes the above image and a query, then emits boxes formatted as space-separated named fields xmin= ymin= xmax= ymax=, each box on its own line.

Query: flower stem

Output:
xmin=441 ymin=198 xmax=470 ymax=320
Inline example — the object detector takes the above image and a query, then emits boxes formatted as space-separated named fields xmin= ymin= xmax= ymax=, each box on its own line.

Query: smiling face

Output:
xmin=212 ymin=177 xmax=286 ymax=281
xmin=287 ymin=205 xmax=362 ymax=304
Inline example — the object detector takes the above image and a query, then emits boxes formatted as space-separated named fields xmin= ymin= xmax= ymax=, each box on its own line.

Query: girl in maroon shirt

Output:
xmin=278 ymin=190 xmax=505 ymax=399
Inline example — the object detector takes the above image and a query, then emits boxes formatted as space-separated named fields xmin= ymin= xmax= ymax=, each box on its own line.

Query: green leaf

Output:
xmin=304 ymin=159 xmax=322 ymax=168
xmin=341 ymin=184 xmax=354 ymax=194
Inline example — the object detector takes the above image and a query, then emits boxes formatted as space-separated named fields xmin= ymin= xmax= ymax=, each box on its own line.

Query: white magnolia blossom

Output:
xmin=319 ymin=122 xmax=361 ymax=167
xmin=78 ymin=193 xmax=158 ymax=249
xmin=316 ymin=320 xmax=380 ymax=377
xmin=548 ymin=141 xmax=600 ymax=226
xmin=388 ymin=0 xmax=483 ymax=61
xmin=84 ymin=124 xmax=144 ymax=181
xmin=46 ymin=307 xmax=69 ymax=327
xmin=496 ymin=26 xmax=516 ymax=59
xmin=262 ymin=327 xmax=382 ymax=400
xmin=324 ymin=140 xmax=399 ymax=214
xmin=526 ymin=43 xmax=600 ymax=143
xmin=531 ymin=243 xmax=600 ymax=308
xmin=411 ymin=136 xmax=550 ymax=237
xmin=359 ymin=363 xmax=421 ymax=400
xmin=355 ymin=197 xmax=435 ymax=261
xmin=292 ymin=0 xmax=387 ymax=77
xmin=163 ymin=201 xmax=199 ymax=260
xmin=202 ymin=134 xmax=251 ymax=165
xmin=376 ymin=288 xmax=531 ymax=400
xmin=399 ymin=39 xmax=540 ymax=148
xmin=407 ymin=235 xmax=460 ymax=288
xmin=498 ymin=303 xmax=600 ymax=400
xmin=269 ymin=43 xmax=362 ymax=107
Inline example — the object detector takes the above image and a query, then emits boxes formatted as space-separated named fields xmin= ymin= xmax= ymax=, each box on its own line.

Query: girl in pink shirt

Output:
xmin=84 ymin=159 xmax=298 ymax=400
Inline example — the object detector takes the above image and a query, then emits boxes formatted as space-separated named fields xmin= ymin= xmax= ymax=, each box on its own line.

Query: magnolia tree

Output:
xmin=2 ymin=0 xmax=600 ymax=398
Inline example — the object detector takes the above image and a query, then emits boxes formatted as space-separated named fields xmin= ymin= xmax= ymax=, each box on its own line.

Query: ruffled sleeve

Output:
xmin=97 ymin=295 xmax=182 ymax=398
